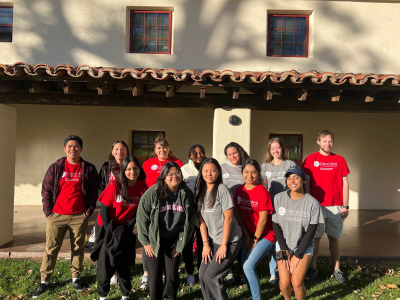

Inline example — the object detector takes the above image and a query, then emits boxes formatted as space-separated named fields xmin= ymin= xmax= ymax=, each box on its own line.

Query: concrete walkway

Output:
xmin=1 ymin=206 xmax=399 ymax=259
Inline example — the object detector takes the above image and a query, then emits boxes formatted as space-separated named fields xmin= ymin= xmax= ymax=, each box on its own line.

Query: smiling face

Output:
xmin=202 ymin=163 xmax=220 ymax=184
xmin=125 ymin=161 xmax=140 ymax=182
xmin=190 ymin=147 xmax=205 ymax=164
xmin=64 ymin=140 xmax=83 ymax=161
xmin=155 ymin=143 xmax=169 ymax=160
xmin=270 ymin=141 xmax=283 ymax=159
xmin=226 ymin=147 xmax=240 ymax=166
xmin=317 ymin=135 xmax=333 ymax=154
xmin=164 ymin=167 xmax=182 ymax=190
xmin=112 ymin=143 xmax=127 ymax=162
xmin=242 ymin=164 xmax=259 ymax=185
xmin=286 ymin=173 xmax=305 ymax=193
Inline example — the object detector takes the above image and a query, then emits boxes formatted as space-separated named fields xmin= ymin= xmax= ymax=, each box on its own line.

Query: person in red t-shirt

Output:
xmin=139 ymin=136 xmax=183 ymax=289
xmin=33 ymin=135 xmax=98 ymax=299
xmin=301 ymin=130 xmax=350 ymax=284
xmin=92 ymin=155 xmax=148 ymax=300
xmin=234 ymin=159 xmax=276 ymax=300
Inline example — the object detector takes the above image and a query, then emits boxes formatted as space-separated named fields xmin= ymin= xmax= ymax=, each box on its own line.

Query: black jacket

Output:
xmin=91 ymin=220 xmax=136 ymax=267
xmin=98 ymin=162 xmax=112 ymax=197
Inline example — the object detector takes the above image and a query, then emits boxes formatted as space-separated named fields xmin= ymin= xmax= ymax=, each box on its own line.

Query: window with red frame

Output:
xmin=132 ymin=130 xmax=166 ymax=164
xmin=268 ymin=15 xmax=309 ymax=57
xmin=269 ymin=134 xmax=303 ymax=165
xmin=0 ymin=7 xmax=13 ymax=42
xmin=130 ymin=11 xmax=171 ymax=54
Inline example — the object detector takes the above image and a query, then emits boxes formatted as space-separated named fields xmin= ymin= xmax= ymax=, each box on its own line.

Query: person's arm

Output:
xmin=41 ymin=165 xmax=55 ymax=218
xmin=341 ymin=176 xmax=349 ymax=218
xmin=261 ymin=179 xmax=268 ymax=189
xmin=252 ymin=211 xmax=268 ymax=246
xmin=293 ymin=224 xmax=318 ymax=259
xmin=215 ymin=208 xmax=233 ymax=264
xmin=98 ymin=164 xmax=107 ymax=197
xmin=305 ymin=175 xmax=311 ymax=194
xmin=199 ymin=213 xmax=212 ymax=264
xmin=272 ymin=221 xmax=289 ymax=251
xmin=100 ymin=203 xmax=111 ymax=228
xmin=136 ymin=189 xmax=155 ymax=257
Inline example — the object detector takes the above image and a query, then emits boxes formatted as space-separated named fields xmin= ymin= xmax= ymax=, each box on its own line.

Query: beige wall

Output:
xmin=0 ymin=104 xmax=16 ymax=246
xmin=251 ymin=110 xmax=400 ymax=210
xmin=12 ymin=104 xmax=214 ymax=206
xmin=0 ymin=0 xmax=399 ymax=73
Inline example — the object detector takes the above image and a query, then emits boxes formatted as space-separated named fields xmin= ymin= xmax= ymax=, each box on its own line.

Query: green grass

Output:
xmin=0 ymin=258 xmax=399 ymax=299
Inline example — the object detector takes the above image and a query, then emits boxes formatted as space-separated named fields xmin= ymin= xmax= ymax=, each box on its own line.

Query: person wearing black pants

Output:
xmin=137 ymin=162 xmax=197 ymax=300
xmin=182 ymin=226 xmax=203 ymax=273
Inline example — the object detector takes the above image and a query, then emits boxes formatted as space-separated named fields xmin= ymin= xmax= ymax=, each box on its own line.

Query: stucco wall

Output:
xmin=12 ymin=104 xmax=214 ymax=206
xmin=0 ymin=0 xmax=399 ymax=73
xmin=0 ymin=104 xmax=16 ymax=246
xmin=251 ymin=111 xmax=400 ymax=210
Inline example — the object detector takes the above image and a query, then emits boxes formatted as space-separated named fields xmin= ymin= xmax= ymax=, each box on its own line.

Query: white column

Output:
xmin=212 ymin=108 xmax=251 ymax=164
xmin=0 ymin=104 xmax=16 ymax=246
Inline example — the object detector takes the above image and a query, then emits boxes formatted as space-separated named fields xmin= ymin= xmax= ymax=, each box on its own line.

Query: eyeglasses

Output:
xmin=166 ymin=172 xmax=182 ymax=178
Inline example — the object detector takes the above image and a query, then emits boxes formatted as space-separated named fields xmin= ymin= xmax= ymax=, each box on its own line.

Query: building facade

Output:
xmin=1 ymin=0 xmax=400 ymax=246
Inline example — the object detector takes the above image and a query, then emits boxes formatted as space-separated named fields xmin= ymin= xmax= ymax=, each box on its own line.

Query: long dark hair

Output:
xmin=224 ymin=142 xmax=249 ymax=166
xmin=194 ymin=158 xmax=223 ymax=212
xmin=109 ymin=141 xmax=130 ymax=180
xmin=156 ymin=162 xmax=182 ymax=200
xmin=187 ymin=144 xmax=206 ymax=159
xmin=119 ymin=155 xmax=146 ymax=202
xmin=241 ymin=158 xmax=261 ymax=185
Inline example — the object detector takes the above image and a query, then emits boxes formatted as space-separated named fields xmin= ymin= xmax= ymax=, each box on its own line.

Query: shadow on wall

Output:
xmin=11 ymin=0 xmax=392 ymax=73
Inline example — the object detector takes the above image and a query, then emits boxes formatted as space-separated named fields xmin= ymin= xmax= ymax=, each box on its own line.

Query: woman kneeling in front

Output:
xmin=272 ymin=166 xmax=324 ymax=300
xmin=137 ymin=162 xmax=197 ymax=300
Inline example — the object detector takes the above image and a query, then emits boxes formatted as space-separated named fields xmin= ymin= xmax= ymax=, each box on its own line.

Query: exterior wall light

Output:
xmin=229 ymin=115 xmax=242 ymax=126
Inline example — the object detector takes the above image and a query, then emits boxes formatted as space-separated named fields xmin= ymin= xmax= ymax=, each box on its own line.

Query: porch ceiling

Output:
xmin=1 ymin=62 xmax=400 ymax=112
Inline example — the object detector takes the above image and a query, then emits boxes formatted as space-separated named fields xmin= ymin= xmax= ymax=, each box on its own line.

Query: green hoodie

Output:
xmin=137 ymin=183 xmax=197 ymax=257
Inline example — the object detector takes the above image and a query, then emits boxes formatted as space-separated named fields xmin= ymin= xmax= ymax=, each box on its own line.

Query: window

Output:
xmin=130 ymin=11 xmax=172 ymax=54
xmin=0 ymin=7 xmax=13 ymax=42
xmin=268 ymin=14 xmax=309 ymax=57
xmin=269 ymin=134 xmax=303 ymax=165
xmin=132 ymin=131 xmax=166 ymax=164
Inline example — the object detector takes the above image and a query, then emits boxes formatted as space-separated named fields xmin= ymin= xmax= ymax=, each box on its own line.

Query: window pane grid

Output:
xmin=131 ymin=11 xmax=171 ymax=54
xmin=0 ymin=7 xmax=12 ymax=42
xmin=268 ymin=15 xmax=308 ymax=57
xmin=269 ymin=134 xmax=303 ymax=165
xmin=132 ymin=131 xmax=166 ymax=164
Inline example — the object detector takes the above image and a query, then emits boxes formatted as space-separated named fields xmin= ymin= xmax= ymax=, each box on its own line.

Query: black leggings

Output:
xmin=146 ymin=237 xmax=181 ymax=300
xmin=182 ymin=226 xmax=203 ymax=274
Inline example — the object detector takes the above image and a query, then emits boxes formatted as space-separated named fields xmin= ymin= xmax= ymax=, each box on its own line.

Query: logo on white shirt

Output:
xmin=151 ymin=164 xmax=158 ymax=170
xmin=265 ymin=171 xmax=272 ymax=178
xmin=222 ymin=173 xmax=229 ymax=179
xmin=115 ymin=195 xmax=123 ymax=203
xmin=237 ymin=196 xmax=241 ymax=204
xmin=279 ymin=207 xmax=286 ymax=216
xmin=314 ymin=161 xmax=320 ymax=167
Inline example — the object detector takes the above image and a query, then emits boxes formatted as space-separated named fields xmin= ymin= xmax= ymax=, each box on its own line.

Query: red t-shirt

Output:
xmin=142 ymin=156 xmax=184 ymax=187
xmin=53 ymin=160 xmax=86 ymax=215
xmin=301 ymin=152 xmax=350 ymax=206
xmin=233 ymin=184 xmax=276 ymax=243
xmin=97 ymin=180 xmax=148 ymax=227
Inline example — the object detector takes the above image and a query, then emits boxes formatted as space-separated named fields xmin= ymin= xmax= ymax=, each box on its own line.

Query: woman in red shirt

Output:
xmin=93 ymin=155 xmax=148 ymax=300
xmin=234 ymin=159 xmax=276 ymax=300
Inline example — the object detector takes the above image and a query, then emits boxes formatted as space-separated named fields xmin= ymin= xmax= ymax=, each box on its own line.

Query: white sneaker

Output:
xmin=139 ymin=274 xmax=148 ymax=289
xmin=110 ymin=274 xmax=118 ymax=285
xmin=269 ymin=275 xmax=278 ymax=285
xmin=187 ymin=274 xmax=195 ymax=286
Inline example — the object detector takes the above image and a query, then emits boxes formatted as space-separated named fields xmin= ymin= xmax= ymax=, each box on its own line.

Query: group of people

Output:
xmin=32 ymin=129 xmax=350 ymax=300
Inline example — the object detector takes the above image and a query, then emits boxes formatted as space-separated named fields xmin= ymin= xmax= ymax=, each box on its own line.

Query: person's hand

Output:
xmin=202 ymin=243 xmax=213 ymax=264
xmin=144 ymin=245 xmax=155 ymax=258
xmin=244 ymin=238 xmax=253 ymax=254
xmin=341 ymin=207 xmax=349 ymax=219
xmin=215 ymin=244 xmax=227 ymax=264
xmin=280 ymin=250 xmax=292 ymax=271
xmin=171 ymin=244 xmax=181 ymax=258
xmin=290 ymin=256 xmax=301 ymax=273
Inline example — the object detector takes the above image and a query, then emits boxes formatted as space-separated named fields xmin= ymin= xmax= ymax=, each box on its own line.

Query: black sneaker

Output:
xmin=72 ymin=278 xmax=83 ymax=292
xmin=32 ymin=283 xmax=48 ymax=298
xmin=333 ymin=269 xmax=347 ymax=283
xmin=305 ymin=267 xmax=318 ymax=281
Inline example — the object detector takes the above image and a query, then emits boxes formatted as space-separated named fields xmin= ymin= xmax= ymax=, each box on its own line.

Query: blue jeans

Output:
xmin=269 ymin=243 xmax=278 ymax=276
xmin=242 ymin=239 xmax=274 ymax=300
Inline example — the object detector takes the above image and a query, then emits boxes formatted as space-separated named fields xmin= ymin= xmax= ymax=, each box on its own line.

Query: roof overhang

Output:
xmin=1 ymin=62 xmax=400 ymax=112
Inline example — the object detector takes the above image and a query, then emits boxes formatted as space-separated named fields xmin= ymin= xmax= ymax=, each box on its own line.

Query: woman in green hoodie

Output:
xmin=137 ymin=161 xmax=197 ymax=300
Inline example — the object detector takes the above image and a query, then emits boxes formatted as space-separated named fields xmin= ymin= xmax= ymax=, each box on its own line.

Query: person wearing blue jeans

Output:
xmin=234 ymin=159 xmax=276 ymax=300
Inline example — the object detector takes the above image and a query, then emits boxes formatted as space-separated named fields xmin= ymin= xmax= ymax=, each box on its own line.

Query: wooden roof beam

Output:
xmin=132 ymin=84 xmax=144 ymax=97
xmin=97 ymin=83 xmax=114 ymax=95
xmin=0 ymin=81 xmax=19 ymax=92
xmin=166 ymin=84 xmax=182 ymax=97
xmin=29 ymin=81 xmax=51 ymax=93
xmin=63 ymin=81 xmax=83 ymax=94
xmin=297 ymin=89 xmax=308 ymax=101
xmin=331 ymin=89 xmax=342 ymax=102
xmin=200 ymin=86 xmax=206 ymax=99
xmin=365 ymin=91 xmax=376 ymax=102
xmin=223 ymin=87 xmax=240 ymax=99
xmin=263 ymin=87 xmax=274 ymax=100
